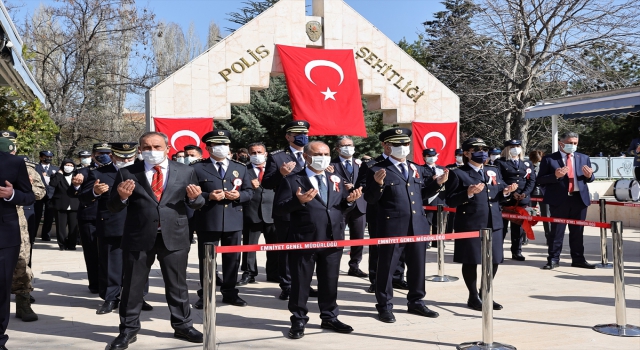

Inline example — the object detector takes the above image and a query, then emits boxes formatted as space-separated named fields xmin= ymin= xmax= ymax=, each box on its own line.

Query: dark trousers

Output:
xmin=34 ymin=198 xmax=55 ymax=238
xmin=119 ymin=232 xmax=191 ymax=334
xmin=24 ymin=206 xmax=36 ymax=267
xmin=344 ymin=210 xmax=366 ymax=270
xmin=635 ymin=166 xmax=640 ymax=181
xmin=274 ymin=217 xmax=291 ymax=291
xmin=241 ymin=221 xmax=277 ymax=279
xmin=375 ymin=241 xmax=427 ymax=311
xmin=367 ymin=216 xmax=405 ymax=286
xmin=197 ymin=230 xmax=241 ymax=299
xmin=289 ymin=248 xmax=342 ymax=324
xmin=79 ymin=220 xmax=99 ymax=291
xmin=98 ymin=236 xmax=123 ymax=301
xmin=548 ymin=195 xmax=588 ymax=264
xmin=502 ymin=219 xmax=524 ymax=255
xmin=425 ymin=210 xmax=440 ymax=247
xmin=0 ymin=245 xmax=20 ymax=347
xmin=55 ymin=210 xmax=78 ymax=250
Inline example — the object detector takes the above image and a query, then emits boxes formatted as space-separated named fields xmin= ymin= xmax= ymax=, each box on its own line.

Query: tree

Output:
xmin=226 ymin=0 xmax=280 ymax=32
xmin=207 ymin=20 xmax=221 ymax=48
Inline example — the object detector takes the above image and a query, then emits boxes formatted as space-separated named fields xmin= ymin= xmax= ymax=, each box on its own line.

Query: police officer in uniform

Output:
xmin=364 ymin=128 xmax=448 ymax=323
xmin=34 ymin=150 xmax=58 ymax=241
xmin=488 ymin=147 xmax=501 ymax=166
xmin=422 ymin=148 xmax=447 ymax=247
xmin=446 ymin=148 xmax=464 ymax=168
xmin=78 ymin=150 xmax=92 ymax=168
xmin=191 ymin=130 xmax=254 ymax=308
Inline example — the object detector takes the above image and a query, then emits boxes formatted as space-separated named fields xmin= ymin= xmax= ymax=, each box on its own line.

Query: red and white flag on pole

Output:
xmin=412 ymin=121 xmax=458 ymax=166
xmin=153 ymin=117 xmax=213 ymax=158
xmin=276 ymin=45 xmax=366 ymax=137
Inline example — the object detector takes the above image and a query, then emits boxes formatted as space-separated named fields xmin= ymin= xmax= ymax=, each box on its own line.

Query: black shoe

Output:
xmin=392 ymin=280 xmax=408 ymax=290
xmin=347 ymin=268 xmax=368 ymax=278
xmin=309 ymin=288 xmax=318 ymax=298
xmin=279 ymin=289 xmax=290 ymax=300
xmin=408 ymin=305 xmax=439 ymax=318
xmin=142 ymin=300 xmax=153 ymax=311
xmin=378 ymin=310 xmax=396 ymax=323
xmin=96 ymin=300 xmax=119 ymax=314
xmin=41 ymin=234 xmax=51 ymax=241
xmin=237 ymin=275 xmax=256 ymax=286
xmin=0 ymin=345 xmax=7 ymax=350
xmin=193 ymin=297 xmax=203 ymax=310
xmin=366 ymin=284 xmax=375 ymax=293
xmin=222 ymin=296 xmax=248 ymax=307
xmin=174 ymin=326 xmax=203 ymax=343
xmin=288 ymin=321 xmax=305 ymax=339
xmin=571 ymin=261 xmax=596 ymax=269
xmin=511 ymin=254 xmax=525 ymax=261
xmin=542 ymin=262 xmax=559 ymax=270
xmin=109 ymin=332 xmax=137 ymax=349
xmin=467 ymin=296 xmax=483 ymax=311
xmin=321 ymin=319 xmax=354 ymax=333
xmin=493 ymin=301 xmax=503 ymax=310
xmin=216 ymin=275 xmax=223 ymax=286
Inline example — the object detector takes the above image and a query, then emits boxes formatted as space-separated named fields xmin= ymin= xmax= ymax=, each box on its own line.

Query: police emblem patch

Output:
xmin=233 ymin=170 xmax=239 ymax=177
xmin=1 ymin=132 xmax=8 ymax=137
xmin=123 ymin=144 xmax=130 ymax=149
xmin=305 ymin=21 xmax=322 ymax=42
xmin=218 ymin=131 xmax=225 ymax=136
xmin=395 ymin=129 xmax=402 ymax=134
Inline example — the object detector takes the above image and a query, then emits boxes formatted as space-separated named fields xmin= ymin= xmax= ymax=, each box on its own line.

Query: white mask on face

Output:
xmin=390 ymin=145 xmax=410 ymax=159
xmin=176 ymin=157 xmax=185 ymax=164
xmin=63 ymin=166 xmax=75 ymax=174
xmin=185 ymin=156 xmax=198 ymax=164
xmin=137 ymin=153 xmax=144 ymax=161
xmin=115 ymin=160 xmax=134 ymax=168
xmin=425 ymin=156 xmax=438 ymax=164
xmin=250 ymin=154 xmax=266 ymax=165
xmin=80 ymin=158 xmax=91 ymax=166
xmin=456 ymin=156 xmax=463 ymax=164
xmin=490 ymin=155 xmax=500 ymax=161
xmin=562 ymin=143 xmax=577 ymax=154
xmin=339 ymin=146 xmax=355 ymax=157
xmin=141 ymin=150 xmax=166 ymax=165
xmin=210 ymin=145 xmax=230 ymax=159
xmin=308 ymin=155 xmax=331 ymax=172
xmin=509 ymin=147 xmax=521 ymax=157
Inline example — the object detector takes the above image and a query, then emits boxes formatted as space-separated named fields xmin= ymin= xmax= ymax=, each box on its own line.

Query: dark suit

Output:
xmin=242 ymin=163 xmax=277 ymax=280
xmin=0 ymin=152 xmax=35 ymax=347
xmin=107 ymin=160 xmax=204 ymax=334
xmin=364 ymin=159 xmax=442 ymax=312
xmin=74 ymin=164 xmax=99 ymax=291
xmin=536 ymin=151 xmax=594 ymax=264
xmin=262 ymin=147 xmax=306 ymax=291
xmin=444 ymin=162 xmax=464 ymax=234
xmin=49 ymin=172 xmax=81 ymax=249
xmin=423 ymin=164 xmax=447 ymax=239
xmin=330 ymin=157 xmax=366 ymax=270
xmin=274 ymin=169 xmax=353 ymax=324
xmin=628 ymin=137 xmax=640 ymax=179
xmin=34 ymin=163 xmax=58 ymax=238
xmin=191 ymin=158 xmax=253 ymax=299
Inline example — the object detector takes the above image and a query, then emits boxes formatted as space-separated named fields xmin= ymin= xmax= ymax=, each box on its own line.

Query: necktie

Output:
xmin=316 ymin=174 xmax=327 ymax=203
xmin=257 ymin=166 xmax=264 ymax=183
xmin=296 ymin=152 xmax=304 ymax=167
xmin=514 ymin=160 xmax=519 ymax=167
xmin=431 ymin=166 xmax=436 ymax=174
xmin=216 ymin=161 xmax=225 ymax=178
xmin=44 ymin=165 xmax=48 ymax=173
xmin=567 ymin=154 xmax=575 ymax=192
xmin=345 ymin=160 xmax=353 ymax=176
xmin=399 ymin=163 xmax=408 ymax=179
xmin=151 ymin=165 xmax=163 ymax=201
xmin=479 ymin=168 xmax=486 ymax=182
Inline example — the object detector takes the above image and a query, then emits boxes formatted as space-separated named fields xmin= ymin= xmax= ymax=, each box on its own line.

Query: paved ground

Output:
xmin=5 ymin=224 xmax=640 ymax=350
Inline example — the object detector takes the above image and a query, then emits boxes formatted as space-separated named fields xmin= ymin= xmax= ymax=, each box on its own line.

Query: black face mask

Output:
xmin=42 ymin=157 xmax=52 ymax=164
xmin=238 ymin=155 xmax=249 ymax=163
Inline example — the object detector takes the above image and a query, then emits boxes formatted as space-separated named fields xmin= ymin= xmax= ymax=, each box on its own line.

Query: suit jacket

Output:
xmin=628 ymin=137 xmax=640 ymax=167
xmin=330 ymin=157 xmax=366 ymax=214
xmin=243 ymin=163 xmax=274 ymax=224
xmin=35 ymin=163 xmax=59 ymax=199
xmin=49 ymin=171 xmax=80 ymax=211
xmin=80 ymin=163 xmax=127 ymax=237
xmin=273 ymin=169 xmax=353 ymax=243
xmin=0 ymin=152 xmax=35 ymax=248
xmin=74 ymin=164 xmax=99 ymax=221
xmin=261 ymin=147 xmax=306 ymax=221
xmin=107 ymin=160 xmax=205 ymax=252
xmin=496 ymin=158 xmax=536 ymax=206
xmin=363 ymin=159 xmax=442 ymax=237
xmin=536 ymin=151 xmax=594 ymax=207
xmin=191 ymin=158 xmax=254 ymax=232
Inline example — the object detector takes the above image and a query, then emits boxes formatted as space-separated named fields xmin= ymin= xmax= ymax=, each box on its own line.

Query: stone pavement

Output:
xmin=5 ymin=225 xmax=640 ymax=350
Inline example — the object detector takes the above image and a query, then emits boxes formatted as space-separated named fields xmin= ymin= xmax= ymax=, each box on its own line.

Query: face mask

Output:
xmin=425 ymin=156 xmax=438 ymax=164
xmin=238 ymin=155 xmax=249 ymax=163
xmin=141 ymin=150 xmax=166 ymax=165
xmin=509 ymin=147 xmax=521 ymax=157
xmin=80 ymin=158 xmax=91 ymax=166
xmin=390 ymin=145 xmax=410 ymax=159
xmin=456 ymin=156 xmax=463 ymax=163
xmin=95 ymin=154 xmax=111 ymax=165
xmin=42 ymin=157 xmax=52 ymax=164
xmin=562 ymin=143 xmax=577 ymax=154
xmin=250 ymin=154 xmax=266 ymax=165
xmin=470 ymin=151 xmax=488 ymax=164
xmin=115 ymin=160 xmax=134 ymax=168
xmin=308 ymin=155 xmax=331 ymax=171
xmin=293 ymin=134 xmax=309 ymax=147
xmin=176 ymin=157 xmax=185 ymax=164
xmin=63 ymin=166 xmax=75 ymax=174
xmin=137 ymin=153 xmax=144 ymax=161
xmin=185 ymin=156 xmax=198 ymax=164
xmin=339 ymin=146 xmax=355 ymax=157
xmin=209 ymin=145 xmax=230 ymax=159
xmin=490 ymin=155 xmax=500 ymax=161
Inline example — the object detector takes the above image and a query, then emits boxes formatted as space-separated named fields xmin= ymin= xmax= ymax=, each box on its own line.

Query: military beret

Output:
xmin=202 ymin=129 xmax=231 ymax=144
xmin=40 ymin=150 xmax=54 ymax=157
xmin=110 ymin=142 xmax=138 ymax=159
xmin=93 ymin=143 xmax=111 ymax=152
xmin=489 ymin=147 xmax=501 ymax=155
xmin=379 ymin=128 xmax=412 ymax=143
xmin=454 ymin=148 xmax=463 ymax=155
xmin=422 ymin=148 xmax=437 ymax=157
xmin=0 ymin=130 xmax=17 ymax=141
xmin=0 ymin=138 xmax=15 ymax=153
xmin=283 ymin=120 xmax=310 ymax=133
xmin=461 ymin=137 xmax=488 ymax=150
xmin=78 ymin=150 xmax=91 ymax=157
xmin=503 ymin=139 xmax=522 ymax=147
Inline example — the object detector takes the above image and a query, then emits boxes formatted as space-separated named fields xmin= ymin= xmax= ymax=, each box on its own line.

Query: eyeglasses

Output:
xmin=470 ymin=147 xmax=489 ymax=152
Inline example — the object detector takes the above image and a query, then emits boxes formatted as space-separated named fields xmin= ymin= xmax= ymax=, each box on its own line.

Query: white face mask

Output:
xmin=250 ymin=154 xmax=266 ymax=165
xmin=308 ymin=155 xmax=331 ymax=172
xmin=456 ymin=156 xmax=463 ymax=164
xmin=390 ymin=145 xmax=410 ymax=159
xmin=425 ymin=156 xmax=438 ymax=164
xmin=490 ymin=155 xmax=500 ymax=161
xmin=137 ymin=153 xmax=144 ymax=161
xmin=339 ymin=146 xmax=355 ymax=157
xmin=115 ymin=160 xmax=134 ymax=168
xmin=509 ymin=147 xmax=521 ymax=157
xmin=176 ymin=157 xmax=185 ymax=164
xmin=210 ymin=145 xmax=230 ymax=159
xmin=63 ymin=166 xmax=75 ymax=174
xmin=185 ymin=156 xmax=198 ymax=164
xmin=141 ymin=150 xmax=166 ymax=165
xmin=80 ymin=158 xmax=91 ymax=166
xmin=562 ymin=143 xmax=577 ymax=154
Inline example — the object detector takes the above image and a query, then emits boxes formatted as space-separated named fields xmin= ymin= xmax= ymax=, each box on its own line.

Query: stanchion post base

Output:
xmin=594 ymin=263 xmax=613 ymax=269
xmin=426 ymin=275 xmax=459 ymax=282
xmin=457 ymin=341 xmax=517 ymax=350
xmin=593 ymin=324 xmax=640 ymax=337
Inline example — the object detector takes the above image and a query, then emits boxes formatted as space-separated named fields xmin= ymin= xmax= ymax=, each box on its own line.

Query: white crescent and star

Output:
xmin=171 ymin=130 xmax=200 ymax=151
xmin=422 ymin=132 xmax=447 ymax=150
xmin=305 ymin=60 xmax=344 ymax=101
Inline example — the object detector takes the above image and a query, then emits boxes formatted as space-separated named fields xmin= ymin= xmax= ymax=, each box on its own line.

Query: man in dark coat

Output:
xmin=34 ymin=150 xmax=58 ymax=241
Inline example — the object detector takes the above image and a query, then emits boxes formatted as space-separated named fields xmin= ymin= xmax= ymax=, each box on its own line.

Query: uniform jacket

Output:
xmin=330 ymin=157 xmax=366 ymax=214
xmin=423 ymin=164 xmax=447 ymax=207
xmin=243 ymin=163 xmax=274 ymax=224
xmin=107 ymin=160 xmax=205 ymax=252
xmin=74 ymin=164 xmax=99 ymax=221
xmin=35 ymin=163 xmax=59 ymax=199
xmin=0 ymin=152 xmax=35 ymax=248
xmin=496 ymin=158 xmax=536 ymax=206
xmin=25 ymin=162 xmax=46 ymax=201
xmin=262 ymin=147 xmax=306 ymax=221
xmin=191 ymin=158 xmax=254 ymax=232
xmin=536 ymin=151 xmax=594 ymax=207
xmin=49 ymin=171 xmax=80 ymax=211
xmin=80 ymin=163 xmax=127 ymax=237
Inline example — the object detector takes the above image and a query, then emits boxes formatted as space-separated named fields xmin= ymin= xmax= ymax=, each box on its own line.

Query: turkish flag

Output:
xmin=277 ymin=45 xmax=366 ymax=137
xmin=412 ymin=121 xmax=458 ymax=166
xmin=153 ymin=117 xmax=213 ymax=158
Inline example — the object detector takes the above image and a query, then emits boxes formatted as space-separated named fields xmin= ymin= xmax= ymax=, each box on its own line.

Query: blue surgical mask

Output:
xmin=470 ymin=151 xmax=488 ymax=164
xmin=95 ymin=154 xmax=111 ymax=165
xmin=293 ymin=134 xmax=309 ymax=147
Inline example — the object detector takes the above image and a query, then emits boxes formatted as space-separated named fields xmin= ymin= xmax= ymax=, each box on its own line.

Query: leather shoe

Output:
xmin=571 ymin=261 xmax=596 ymax=269
xmin=222 ymin=296 xmax=248 ymax=307
xmin=279 ymin=289 xmax=290 ymax=300
xmin=511 ymin=254 xmax=525 ymax=261
xmin=309 ymin=288 xmax=318 ymax=298
xmin=174 ymin=326 xmax=203 ymax=343
xmin=193 ymin=297 xmax=203 ymax=309
xmin=347 ymin=268 xmax=368 ymax=278
xmin=392 ymin=280 xmax=408 ymax=290
xmin=288 ymin=321 xmax=305 ymax=339
xmin=408 ymin=305 xmax=439 ymax=318
xmin=321 ymin=319 xmax=354 ymax=333
xmin=493 ymin=301 xmax=504 ymax=310
xmin=366 ymin=284 xmax=375 ymax=293
xmin=467 ymin=296 xmax=483 ymax=311
xmin=142 ymin=300 xmax=153 ymax=311
xmin=109 ymin=332 xmax=137 ymax=349
xmin=0 ymin=345 xmax=7 ymax=350
xmin=97 ymin=300 xmax=119 ymax=315
xmin=378 ymin=310 xmax=396 ymax=323
xmin=237 ymin=275 xmax=256 ymax=286
xmin=542 ymin=262 xmax=560 ymax=270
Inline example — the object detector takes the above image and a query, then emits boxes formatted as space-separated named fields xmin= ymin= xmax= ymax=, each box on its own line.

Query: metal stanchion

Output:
xmin=593 ymin=221 xmax=640 ymax=337
xmin=595 ymin=199 xmax=612 ymax=269
xmin=203 ymin=243 xmax=218 ymax=349
xmin=458 ymin=229 xmax=516 ymax=350
xmin=427 ymin=204 xmax=458 ymax=282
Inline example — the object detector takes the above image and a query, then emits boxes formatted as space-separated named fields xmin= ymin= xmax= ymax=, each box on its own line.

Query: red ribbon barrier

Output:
xmin=423 ymin=206 xmax=457 ymax=213
xmin=501 ymin=213 xmax=611 ymax=229
xmin=591 ymin=200 xmax=640 ymax=208
xmin=215 ymin=231 xmax=480 ymax=253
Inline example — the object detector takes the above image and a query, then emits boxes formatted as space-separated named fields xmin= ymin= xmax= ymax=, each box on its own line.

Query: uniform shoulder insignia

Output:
xmin=96 ymin=163 xmax=109 ymax=168
xmin=89 ymin=166 xmax=97 ymax=170
xmin=485 ymin=164 xmax=497 ymax=168
xmin=447 ymin=166 xmax=459 ymax=171
xmin=271 ymin=150 xmax=283 ymax=155
xmin=230 ymin=159 xmax=245 ymax=165
xmin=189 ymin=158 xmax=204 ymax=165
xmin=25 ymin=160 xmax=37 ymax=168
xmin=370 ymin=160 xmax=385 ymax=167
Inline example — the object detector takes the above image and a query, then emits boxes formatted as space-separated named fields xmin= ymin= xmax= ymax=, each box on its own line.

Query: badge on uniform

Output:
xmin=330 ymin=175 xmax=341 ymax=192
xmin=233 ymin=178 xmax=243 ymax=190
xmin=525 ymin=168 xmax=532 ymax=179
xmin=410 ymin=164 xmax=419 ymax=178
xmin=232 ymin=170 xmax=239 ymax=178
xmin=486 ymin=170 xmax=497 ymax=185
xmin=355 ymin=159 xmax=362 ymax=166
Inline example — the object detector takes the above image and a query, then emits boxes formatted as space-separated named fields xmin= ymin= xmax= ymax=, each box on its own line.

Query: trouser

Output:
xmin=502 ymin=218 xmax=524 ymax=255
xmin=0 ymin=245 xmax=20 ymax=347
xmin=79 ymin=219 xmax=99 ymax=291
xmin=367 ymin=217 xmax=405 ymax=286
xmin=343 ymin=210 xmax=365 ymax=270
xmin=547 ymin=195 xmax=588 ymax=264
xmin=635 ymin=166 xmax=640 ymax=181
xmin=241 ymin=221 xmax=278 ymax=279
xmin=34 ymin=198 xmax=54 ymax=238
xmin=98 ymin=236 xmax=123 ymax=301
xmin=11 ymin=207 xmax=33 ymax=295
xmin=274 ymin=217 xmax=291 ymax=291
xmin=55 ymin=210 xmax=78 ymax=250
xmin=375 ymin=240 xmax=427 ymax=311
xmin=197 ymin=230 xmax=241 ymax=299
xmin=24 ymin=206 xmax=36 ymax=267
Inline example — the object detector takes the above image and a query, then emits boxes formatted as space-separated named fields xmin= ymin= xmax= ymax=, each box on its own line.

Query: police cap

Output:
xmin=503 ymin=139 xmax=522 ymax=147
xmin=379 ymin=128 xmax=411 ymax=143
xmin=93 ymin=143 xmax=111 ymax=152
xmin=110 ymin=142 xmax=138 ymax=159
xmin=461 ymin=137 xmax=488 ymax=150
xmin=283 ymin=120 xmax=310 ymax=134
xmin=40 ymin=150 xmax=54 ymax=157
xmin=454 ymin=148 xmax=463 ymax=156
xmin=489 ymin=147 xmax=501 ymax=155
xmin=78 ymin=150 xmax=91 ymax=157
xmin=0 ymin=130 xmax=17 ymax=141
xmin=202 ymin=129 xmax=231 ymax=144
xmin=422 ymin=148 xmax=437 ymax=157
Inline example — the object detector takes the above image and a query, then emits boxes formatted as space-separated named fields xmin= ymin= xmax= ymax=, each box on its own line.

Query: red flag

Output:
xmin=277 ymin=45 xmax=366 ymax=137
xmin=153 ymin=117 xmax=213 ymax=158
xmin=412 ymin=121 xmax=458 ymax=166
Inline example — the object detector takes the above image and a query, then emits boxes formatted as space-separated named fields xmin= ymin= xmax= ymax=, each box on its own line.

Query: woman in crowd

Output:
xmin=49 ymin=159 xmax=81 ymax=250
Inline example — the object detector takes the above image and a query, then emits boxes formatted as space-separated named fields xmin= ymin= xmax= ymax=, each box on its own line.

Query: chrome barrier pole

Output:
xmin=595 ymin=199 xmax=612 ymax=269
xmin=203 ymin=243 xmax=218 ymax=349
xmin=593 ymin=221 xmax=640 ymax=337
xmin=427 ymin=205 xmax=458 ymax=282
xmin=458 ymin=229 xmax=516 ymax=350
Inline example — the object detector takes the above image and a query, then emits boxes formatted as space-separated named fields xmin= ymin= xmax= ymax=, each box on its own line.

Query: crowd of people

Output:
xmin=0 ymin=123 xmax=599 ymax=349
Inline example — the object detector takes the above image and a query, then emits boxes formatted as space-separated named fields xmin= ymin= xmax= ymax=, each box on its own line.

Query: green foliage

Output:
xmin=226 ymin=0 xmax=280 ymax=31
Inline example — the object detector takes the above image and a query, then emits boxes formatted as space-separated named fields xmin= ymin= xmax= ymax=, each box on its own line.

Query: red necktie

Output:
xmin=151 ymin=165 xmax=164 ymax=200
xmin=257 ymin=166 xmax=264 ymax=183
xmin=566 ymin=154 xmax=575 ymax=192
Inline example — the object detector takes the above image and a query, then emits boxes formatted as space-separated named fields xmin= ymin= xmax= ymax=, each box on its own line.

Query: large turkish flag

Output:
xmin=412 ymin=121 xmax=458 ymax=166
xmin=277 ymin=45 xmax=366 ymax=137
xmin=153 ymin=117 xmax=213 ymax=158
